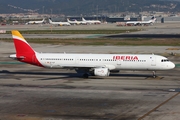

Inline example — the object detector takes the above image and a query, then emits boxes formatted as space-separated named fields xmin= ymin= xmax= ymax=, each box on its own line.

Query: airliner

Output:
xmin=10 ymin=30 xmax=175 ymax=78
xmin=126 ymin=17 xmax=156 ymax=26
xmin=67 ymin=18 xmax=81 ymax=25
xmin=82 ymin=17 xmax=101 ymax=24
xmin=26 ymin=18 xmax=45 ymax=24
xmin=49 ymin=18 xmax=71 ymax=26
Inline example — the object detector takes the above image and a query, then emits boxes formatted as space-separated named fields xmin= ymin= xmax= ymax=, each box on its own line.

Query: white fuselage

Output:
xmin=49 ymin=19 xmax=71 ymax=26
xmin=35 ymin=53 xmax=175 ymax=71
xmin=126 ymin=19 xmax=156 ymax=26
xmin=27 ymin=19 xmax=45 ymax=24
xmin=67 ymin=19 xmax=81 ymax=25
xmin=82 ymin=18 xmax=101 ymax=24
xmin=83 ymin=20 xmax=101 ymax=24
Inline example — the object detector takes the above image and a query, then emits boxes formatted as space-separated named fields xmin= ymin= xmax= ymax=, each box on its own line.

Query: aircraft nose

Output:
xmin=170 ymin=62 xmax=175 ymax=69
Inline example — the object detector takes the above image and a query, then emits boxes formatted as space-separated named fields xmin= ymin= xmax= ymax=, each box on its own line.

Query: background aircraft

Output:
xmin=49 ymin=18 xmax=71 ymax=26
xmin=126 ymin=16 xmax=156 ymax=26
xmin=10 ymin=30 xmax=175 ymax=78
xmin=26 ymin=18 xmax=45 ymax=24
xmin=67 ymin=18 xmax=81 ymax=25
xmin=82 ymin=17 xmax=101 ymax=24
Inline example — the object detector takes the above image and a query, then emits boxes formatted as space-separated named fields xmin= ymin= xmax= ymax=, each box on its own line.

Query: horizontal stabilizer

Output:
xmin=9 ymin=54 xmax=25 ymax=60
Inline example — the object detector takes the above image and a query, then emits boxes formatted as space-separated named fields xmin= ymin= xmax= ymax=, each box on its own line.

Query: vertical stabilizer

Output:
xmin=49 ymin=18 xmax=53 ymax=24
xmin=82 ymin=17 xmax=86 ymax=21
xmin=11 ymin=30 xmax=43 ymax=67
xmin=12 ymin=30 xmax=35 ymax=56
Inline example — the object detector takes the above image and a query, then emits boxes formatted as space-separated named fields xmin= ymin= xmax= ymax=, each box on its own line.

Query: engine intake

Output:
xmin=94 ymin=68 xmax=110 ymax=77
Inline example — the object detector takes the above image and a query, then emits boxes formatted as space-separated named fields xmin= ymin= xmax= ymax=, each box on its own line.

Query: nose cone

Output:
xmin=170 ymin=62 xmax=175 ymax=69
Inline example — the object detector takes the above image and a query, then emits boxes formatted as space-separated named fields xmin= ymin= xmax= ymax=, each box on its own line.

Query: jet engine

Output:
xmin=94 ymin=68 xmax=110 ymax=77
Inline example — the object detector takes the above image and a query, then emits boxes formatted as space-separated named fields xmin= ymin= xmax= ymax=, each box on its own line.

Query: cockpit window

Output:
xmin=161 ymin=59 xmax=170 ymax=62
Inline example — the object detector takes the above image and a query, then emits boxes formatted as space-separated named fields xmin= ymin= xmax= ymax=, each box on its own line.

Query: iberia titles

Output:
xmin=113 ymin=56 xmax=139 ymax=60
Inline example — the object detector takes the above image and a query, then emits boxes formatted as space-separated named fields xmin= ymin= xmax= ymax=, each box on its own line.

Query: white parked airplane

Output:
xmin=10 ymin=30 xmax=175 ymax=78
xmin=82 ymin=17 xmax=101 ymax=24
xmin=67 ymin=18 xmax=87 ymax=25
xmin=67 ymin=18 xmax=81 ymax=25
xmin=26 ymin=18 xmax=45 ymax=24
xmin=77 ymin=20 xmax=88 ymax=25
xmin=49 ymin=18 xmax=71 ymax=26
xmin=126 ymin=17 xmax=156 ymax=26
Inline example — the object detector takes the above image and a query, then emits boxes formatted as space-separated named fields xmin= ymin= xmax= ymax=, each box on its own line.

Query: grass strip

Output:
xmin=5 ymin=29 xmax=139 ymax=34
xmin=0 ymin=38 xmax=180 ymax=46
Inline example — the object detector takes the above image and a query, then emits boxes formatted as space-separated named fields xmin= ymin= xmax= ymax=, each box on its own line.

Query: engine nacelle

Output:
xmin=94 ymin=68 xmax=110 ymax=77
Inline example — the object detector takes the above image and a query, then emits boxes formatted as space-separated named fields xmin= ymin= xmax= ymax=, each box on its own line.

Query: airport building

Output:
xmin=1 ymin=13 xmax=180 ymax=25
xmin=67 ymin=16 xmax=180 ymax=23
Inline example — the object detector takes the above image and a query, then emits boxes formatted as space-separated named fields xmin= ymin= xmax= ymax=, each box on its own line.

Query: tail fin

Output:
xmin=151 ymin=16 xmax=155 ymax=20
xmin=152 ymin=18 xmax=156 ymax=23
xmin=151 ymin=16 xmax=156 ymax=22
xmin=49 ymin=18 xmax=53 ymax=23
xmin=12 ymin=30 xmax=35 ymax=56
xmin=11 ymin=30 xmax=43 ymax=67
xmin=82 ymin=17 xmax=86 ymax=21
xmin=42 ymin=18 xmax=45 ymax=22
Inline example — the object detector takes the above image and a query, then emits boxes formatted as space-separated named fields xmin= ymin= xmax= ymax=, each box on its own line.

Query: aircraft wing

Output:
xmin=58 ymin=64 xmax=116 ymax=70
xmin=59 ymin=64 xmax=103 ymax=68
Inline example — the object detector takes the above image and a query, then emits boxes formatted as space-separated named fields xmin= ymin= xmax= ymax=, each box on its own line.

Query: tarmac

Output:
xmin=0 ymin=23 xmax=179 ymax=120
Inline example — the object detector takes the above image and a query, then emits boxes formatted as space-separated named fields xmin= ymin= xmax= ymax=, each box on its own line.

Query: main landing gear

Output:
xmin=82 ymin=73 xmax=89 ymax=78
xmin=152 ymin=71 xmax=157 ymax=78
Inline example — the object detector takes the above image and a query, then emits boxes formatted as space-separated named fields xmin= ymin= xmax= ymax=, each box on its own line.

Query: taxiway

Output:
xmin=0 ymin=23 xmax=179 ymax=120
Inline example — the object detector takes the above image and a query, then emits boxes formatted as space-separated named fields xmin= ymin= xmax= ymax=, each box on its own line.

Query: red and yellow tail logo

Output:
xmin=12 ymin=30 xmax=35 ymax=55
xmin=11 ymin=30 xmax=43 ymax=67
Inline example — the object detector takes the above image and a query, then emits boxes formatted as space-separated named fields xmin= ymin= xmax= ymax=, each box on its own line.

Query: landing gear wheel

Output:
xmin=83 ymin=73 xmax=89 ymax=78
xmin=152 ymin=71 xmax=156 ymax=78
